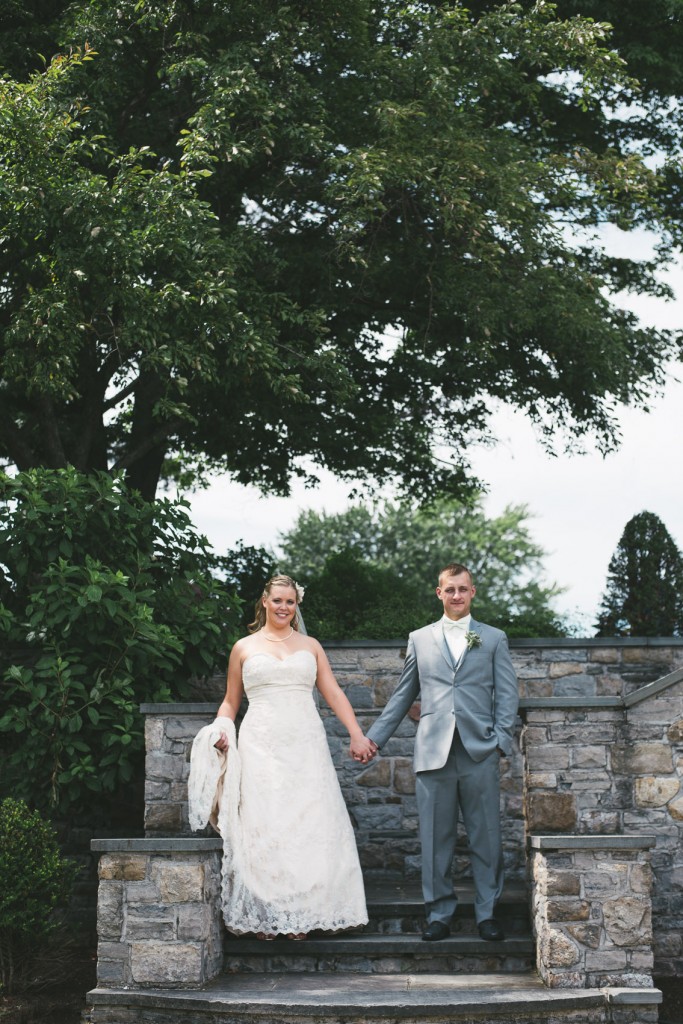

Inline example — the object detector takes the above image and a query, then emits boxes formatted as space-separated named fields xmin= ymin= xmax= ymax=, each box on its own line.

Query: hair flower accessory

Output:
xmin=294 ymin=582 xmax=305 ymax=603
xmin=465 ymin=630 xmax=481 ymax=650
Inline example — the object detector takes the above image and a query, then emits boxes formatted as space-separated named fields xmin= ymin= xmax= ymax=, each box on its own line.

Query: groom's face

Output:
xmin=437 ymin=572 xmax=475 ymax=621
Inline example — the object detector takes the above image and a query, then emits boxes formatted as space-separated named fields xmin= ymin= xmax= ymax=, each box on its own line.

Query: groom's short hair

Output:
xmin=438 ymin=563 xmax=473 ymax=587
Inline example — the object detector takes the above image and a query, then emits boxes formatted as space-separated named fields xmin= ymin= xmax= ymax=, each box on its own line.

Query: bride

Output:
xmin=189 ymin=574 xmax=374 ymax=940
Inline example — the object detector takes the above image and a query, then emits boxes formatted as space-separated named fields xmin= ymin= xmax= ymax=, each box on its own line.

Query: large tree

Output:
xmin=596 ymin=511 xmax=683 ymax=637
xmin=0 ymin=1 xmax=679 ymax=500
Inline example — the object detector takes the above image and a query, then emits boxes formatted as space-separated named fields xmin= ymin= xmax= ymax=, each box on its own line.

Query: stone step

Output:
xmin=360 ymin=828 xmax=422 ymax=876
xmin=365 ymin=879 xmax=530 ymax=934
xmin=222 ymin=879 xmax=534 ymax=973
xmin=86 ymin=972 xmax=663 ymax=1024
xmin=223 ymin=932 xmax=535 ymax=974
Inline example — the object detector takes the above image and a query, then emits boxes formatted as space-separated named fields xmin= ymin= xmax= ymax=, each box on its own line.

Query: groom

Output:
xmin=366 ymin=563 xmax=519 ymax=942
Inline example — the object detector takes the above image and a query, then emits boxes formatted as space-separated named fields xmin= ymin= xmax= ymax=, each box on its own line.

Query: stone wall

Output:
xmin=511 ymin=639 xmax=683 ymax=699
xmin=189 ymin=638 xmax=683 ymax=707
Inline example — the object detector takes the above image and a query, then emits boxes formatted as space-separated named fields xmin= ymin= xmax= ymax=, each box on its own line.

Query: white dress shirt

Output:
xmin=442 ymin=613 xmax=471 ymax=666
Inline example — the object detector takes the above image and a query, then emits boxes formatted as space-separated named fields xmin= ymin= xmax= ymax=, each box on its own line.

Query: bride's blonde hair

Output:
xmin=248 ymin=575 xmax=301 ymax=634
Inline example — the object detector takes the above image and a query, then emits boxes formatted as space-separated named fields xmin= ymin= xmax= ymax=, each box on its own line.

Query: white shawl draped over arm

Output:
xmin=188 ymin=716 xmax=239 ymax=834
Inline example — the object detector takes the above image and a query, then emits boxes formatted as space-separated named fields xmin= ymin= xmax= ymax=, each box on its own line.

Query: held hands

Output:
xmin=349 ymin=733 xmax=378 ymax=764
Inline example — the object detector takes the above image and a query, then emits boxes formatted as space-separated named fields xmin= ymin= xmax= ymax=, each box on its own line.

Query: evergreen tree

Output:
xmin=596 ymin=512 xmax=683 ymax=636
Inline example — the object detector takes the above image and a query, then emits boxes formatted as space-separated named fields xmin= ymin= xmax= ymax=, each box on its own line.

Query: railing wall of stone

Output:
xmin=143 ymin=638 xmax=683 ymax=978
xmin=522 ymin=667 xmax=683 ymax=979
xmin=93 ymin=838 xmax=224 ymax=989
xmin=530 ymin=836 xmax=655 ymax=990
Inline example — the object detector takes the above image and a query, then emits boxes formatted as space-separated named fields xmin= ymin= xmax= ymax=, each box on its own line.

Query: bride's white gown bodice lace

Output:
xmin=190 ymin=649 xmax=368 ymax=935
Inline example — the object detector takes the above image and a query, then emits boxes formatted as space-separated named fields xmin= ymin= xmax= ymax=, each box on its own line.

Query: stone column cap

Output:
xmin=605 ymin=988 xmax=662 ymax=1006
xmin=91 ymin=838 xmax=223 ymax=853
xmin=520 ymin=697 xmax=621 ymax=709
xmin=140 ymin=703 xmax=217 ymax=714
xmin=529 ymin=835 xmax=656 ymax=851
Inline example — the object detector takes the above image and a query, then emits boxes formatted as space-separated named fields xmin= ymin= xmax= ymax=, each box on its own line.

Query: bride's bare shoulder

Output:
xmin=230 ymin=634 xmax=259 ymax=660
xmin=299 ymin=635 xmax=324 ymax=657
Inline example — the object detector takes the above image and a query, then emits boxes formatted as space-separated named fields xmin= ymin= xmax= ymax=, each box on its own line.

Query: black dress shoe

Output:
xmin=478 ymin=918 xmax=504 ymax=942
xmin=422 ymin=920 xmax=450 ymax=942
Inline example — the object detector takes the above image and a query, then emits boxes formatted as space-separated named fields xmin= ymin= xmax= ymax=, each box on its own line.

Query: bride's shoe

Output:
xmin=286 ymin=932 xmax=307 ymax=940
xmin=256 ymin=932 xmax=276 ymax=941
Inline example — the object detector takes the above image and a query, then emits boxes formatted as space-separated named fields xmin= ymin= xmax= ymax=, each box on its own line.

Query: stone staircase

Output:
xmin=87 ymin=868 xmax=662 ymax=1023
xmin=222 ymin=880 xmax=534 ymax=975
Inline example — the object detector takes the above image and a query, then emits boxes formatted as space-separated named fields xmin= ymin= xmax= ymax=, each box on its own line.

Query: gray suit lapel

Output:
xmin=431 ymin=621 xmax=455 ymax=673
xmin=468 ymin=618 xmax=483 ymax=641
xmin=459 ymin=618 xmax=483 ymax=671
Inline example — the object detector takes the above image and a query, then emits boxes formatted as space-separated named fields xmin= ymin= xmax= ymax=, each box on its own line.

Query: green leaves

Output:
xmin=0 ymin=797 xmax=78 ymax=993
xmin=0 ymin=1 xmax=680 ymax=502
xmin=280 ymin=497 xmax=569 ymax=638
xmin=0 ymin=1 xmax=675 ymax=503
xmin=0 ymin=468 xmax=242 ymax=814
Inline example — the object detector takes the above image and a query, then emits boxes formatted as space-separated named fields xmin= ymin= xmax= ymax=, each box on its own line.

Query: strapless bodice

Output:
xmin=242 ymin=649 xmax=317 ymax=704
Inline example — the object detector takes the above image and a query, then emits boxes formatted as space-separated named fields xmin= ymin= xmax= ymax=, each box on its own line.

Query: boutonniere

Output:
xmin=465 ymin=631 xmax=482 ymax=650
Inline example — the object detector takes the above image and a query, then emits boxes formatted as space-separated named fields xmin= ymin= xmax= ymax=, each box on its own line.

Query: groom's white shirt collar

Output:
xmin=441 ymin=614 xmax=471 ymax=631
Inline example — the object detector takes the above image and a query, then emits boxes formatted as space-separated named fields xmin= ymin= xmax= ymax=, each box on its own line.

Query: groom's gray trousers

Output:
xmin=417 ymin=728 xmax=503 ymax=925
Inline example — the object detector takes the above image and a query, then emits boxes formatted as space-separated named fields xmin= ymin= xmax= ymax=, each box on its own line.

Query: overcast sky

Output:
xmin=184 ymin=238 xmax=683 ymax=634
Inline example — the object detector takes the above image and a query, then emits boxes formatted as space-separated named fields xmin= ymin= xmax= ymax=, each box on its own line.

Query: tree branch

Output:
xmin=111 ymin=417 xmax=183 ymax=472
xmin=37 ymin=394 xmax=68 ymax=467
xmin=103 ymin=377 xmax=139 ymax=412
xmin=72 ymin=340 xmax=107 ymax=470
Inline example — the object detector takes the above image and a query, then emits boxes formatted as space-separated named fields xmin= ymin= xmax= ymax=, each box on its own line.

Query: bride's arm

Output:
xmin=214 ymin=643 xmax=245 ymax=750
xmin=313 ymin=642 xmax=376 ymax=763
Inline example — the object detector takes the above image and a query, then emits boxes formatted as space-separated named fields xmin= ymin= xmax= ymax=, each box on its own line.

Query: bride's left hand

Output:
xmin=213 ymin=731 xmax=229 ymax=751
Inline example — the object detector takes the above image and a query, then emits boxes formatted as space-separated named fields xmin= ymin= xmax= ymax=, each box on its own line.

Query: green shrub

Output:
xmin=0 ymin=798 xmax=78 ymax=995
xmin=298 ymin=547 xmax=571 ymax=641
xmin=280 ymin=499 xmax=570 ymax=638
xmin=300 ymin=550 xmax=426 ymax=640
xmin=0 ymin=468 xmax=242 ymax=815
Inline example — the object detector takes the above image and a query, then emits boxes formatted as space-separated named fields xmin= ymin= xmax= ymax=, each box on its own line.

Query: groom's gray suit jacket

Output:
xmin=367 ymin=619 xmax=519 ymax=771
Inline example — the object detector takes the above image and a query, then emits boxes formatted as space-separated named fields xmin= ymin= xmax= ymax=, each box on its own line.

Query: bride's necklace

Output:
xmin=262 ymin=627 xmax=294 ymax=643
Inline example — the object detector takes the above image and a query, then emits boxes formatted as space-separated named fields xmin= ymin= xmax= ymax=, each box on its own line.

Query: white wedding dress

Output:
xmin=189 ymin=649 xmax=368 ymax=936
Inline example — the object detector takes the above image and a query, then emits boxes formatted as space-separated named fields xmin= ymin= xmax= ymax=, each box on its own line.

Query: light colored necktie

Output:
xmin=443 ymin=618 xmax=467 ymax=670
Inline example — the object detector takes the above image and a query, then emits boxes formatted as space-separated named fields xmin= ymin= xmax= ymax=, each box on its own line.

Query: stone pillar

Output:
xmin=530 ymin=835 xmax=656 ymax=990
xmin=93 ymin=838 xmax=224 ymax=989
xmin=142 ymin=703 xmax=215 ymax=836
